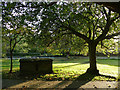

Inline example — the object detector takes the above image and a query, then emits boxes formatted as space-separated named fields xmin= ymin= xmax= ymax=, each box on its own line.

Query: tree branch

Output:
xmin=47 ymin=2 xmax=57 ymax=7
xmin=97 ymin=26 xmax=104 ymax=31
xmin=53 ymin=9 xmax=90 ymax=43
xmin=88 ymin=27 xmax=91 ymax=39
xmin=63 ymin=25 xmax=90 ymax=43
xmin=11 ymin=32 xmax=26 ymax=52
xmin=104 ymin=32 xmax=120 ymax=39
xmin=111 ymin=15 xmax=120 ymax=22
xmin=101 ymin=41 xmax=109 ymax=49
xmin=96 ymin=19 xmax=112 ymax=42
xmin=103 ymin=6 xmax=108 ymax=19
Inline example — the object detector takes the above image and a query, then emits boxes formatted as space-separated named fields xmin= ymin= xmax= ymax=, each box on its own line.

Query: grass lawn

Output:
xmin=1 ymin=57 xmax=119 ymax=81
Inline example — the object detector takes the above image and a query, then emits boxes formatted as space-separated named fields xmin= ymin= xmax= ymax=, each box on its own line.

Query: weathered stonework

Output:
xmin=19 ymin=58 xmax=53 ymax=75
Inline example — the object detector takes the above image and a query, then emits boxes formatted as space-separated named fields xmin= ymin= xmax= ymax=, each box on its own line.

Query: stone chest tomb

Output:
xmin=19 ymin=58 xmax=53 ymax=74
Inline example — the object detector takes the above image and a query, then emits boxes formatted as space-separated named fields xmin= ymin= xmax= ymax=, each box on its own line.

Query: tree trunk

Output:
xmin=9 ymin=50 xmax=13 ymax=73
xmin=9 ymin=40 xmax=13 ymax=73
xmin=86 ymin=41 xmax=99 ymax=75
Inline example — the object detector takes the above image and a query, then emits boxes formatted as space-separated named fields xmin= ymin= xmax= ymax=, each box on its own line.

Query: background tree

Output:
xmin=48 ymin=34 xmax=86 ymax=56
xmin=2 ymin=2 xmax=32 ymax=73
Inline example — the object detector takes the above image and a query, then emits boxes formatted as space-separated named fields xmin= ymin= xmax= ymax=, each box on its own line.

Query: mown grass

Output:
xmin=1 ymin=58 xmax=20 ymax=71
xmin=1 ymin=57 xmax=119 ymax=81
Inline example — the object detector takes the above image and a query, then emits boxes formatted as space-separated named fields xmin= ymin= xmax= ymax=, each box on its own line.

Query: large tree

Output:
xmin=39 ymin=2 xmax=120 ymax=74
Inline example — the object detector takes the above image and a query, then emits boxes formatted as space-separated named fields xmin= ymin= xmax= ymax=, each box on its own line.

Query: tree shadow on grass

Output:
xmin=2 ymin=71 xmax=27 ymax=89
xmin=2 ymin=78 xmax=26 ymax=89
xmin=62 ymin=72 xmax=95 ymax=89
xmin=54 ymin=61 xmax=90 ymax=69
xmin=2 ymin=69 xmax=117 ymax=89
xmin=98 ymin=74 xmax=116 ymax=80
xmin=62 ymin=72 xmax=117 ymax=89
xmin=2 ymin=70 xmax=46 ymax=89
